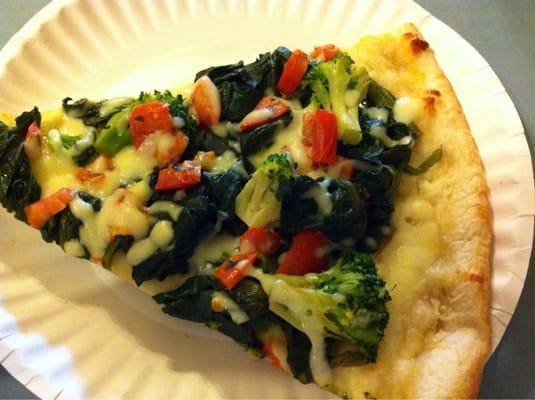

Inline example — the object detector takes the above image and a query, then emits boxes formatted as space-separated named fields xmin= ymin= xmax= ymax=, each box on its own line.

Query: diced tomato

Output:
xmin=214 ymin=252 xmax=258 ymax=290
xmin=263 ymin=342 xmax=281 ymax=369
xmin=76 ymin=167 xmax=105 ymax=183
xmin=277 ymin=50 xmax=308 ymax=97
xmin=155 ymin=161 xmax=201 ymax=191
xmin=191 ymin=75 xmax=221 ymax=128
xmin=239 ymin=96 xmax=291 ymax=132
xmin=303 ymin=109 xmax=338 ymax=165
xmin=277 ymin=229 xmax=329 ymax=275
xmin=24 ymin=188 xmax=75 ymax=229
xmin=240 ymin=227 xmax=282 ymax=255
xmin=155 ymin=130 xmax=189 ymax=167
xmin=309 ymin=44 xmax=340 ymax=62
xmin=129 ymin=101 xmax=173 ymax=147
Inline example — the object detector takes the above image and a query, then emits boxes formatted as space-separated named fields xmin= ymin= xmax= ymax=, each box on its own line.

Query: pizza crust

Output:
xmin=330 ymin=24 xmax=492 ymax=399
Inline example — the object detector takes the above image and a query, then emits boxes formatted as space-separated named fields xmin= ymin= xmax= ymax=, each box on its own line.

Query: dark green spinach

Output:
xmin=0 ymin=109 xmax=42 ymax=221
xmin=195 ymin=47 xmax=292 ymax=121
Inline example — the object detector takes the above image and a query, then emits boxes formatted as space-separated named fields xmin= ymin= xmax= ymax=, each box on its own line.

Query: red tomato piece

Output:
xmin=129 ymin=101 xmax=173 ymax=147
xmin=277 ymin=229 xmax=329 ymax=275
xmin=239 ymin=227 xmax=282 ymax=255
xmin=303 ymin=109 xmax=338 ymax=165
xmin=155 ymin=161 xmax=201 ymax=191
xmin=239 ymin=96 xmax=291 ymax=132
xmin=191 ymin=76 xmax=221 ymax=128
xmin=76 ymin=168 xmax=105 ymax=183
xmin=24 ymin=188 xmax=75 ymax=229
xmin=214 ymin=252 xmax=258 ymax=290
xmin=277 ymin=50 xmax=308 ymax=97
xmin=309 ymin=44 xmax=340 ymax=62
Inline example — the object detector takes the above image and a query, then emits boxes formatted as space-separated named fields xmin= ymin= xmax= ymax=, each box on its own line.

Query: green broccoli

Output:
xmin=250 ymin=251 xmax=390 ymax=384
xmin=235 ymin=153 xmax=292 ymax=227
xmin=304 ymin=53 xmax=370 ymax=145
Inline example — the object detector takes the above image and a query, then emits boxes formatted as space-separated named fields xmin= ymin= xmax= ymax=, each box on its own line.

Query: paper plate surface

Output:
xmin=0 ymin=0 xmax=532 ymax=398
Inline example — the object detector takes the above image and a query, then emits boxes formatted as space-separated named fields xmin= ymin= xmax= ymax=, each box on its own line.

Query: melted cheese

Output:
xmin=211 ymin=291 xmax=249 ymax=324
xmin=393 ymin=97 xmax=422 ymax=125
xmin=72 ymin=189 xmax=151 ymax=259
xmin=303 ymin=178 xmax=332 ymax=216
xmin=248 ymin=107 xmax=312 ymax=173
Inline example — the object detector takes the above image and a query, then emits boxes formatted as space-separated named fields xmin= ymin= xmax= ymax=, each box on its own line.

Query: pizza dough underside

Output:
xmin=331 ymin=24 xmax=492 ymax=399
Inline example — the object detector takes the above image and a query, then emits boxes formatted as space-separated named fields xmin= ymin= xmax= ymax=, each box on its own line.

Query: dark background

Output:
xmin=0 ymin=1 xmax=533 ymax=398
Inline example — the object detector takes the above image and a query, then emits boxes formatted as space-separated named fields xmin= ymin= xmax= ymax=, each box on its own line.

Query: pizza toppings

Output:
xmin=191 ymin=75 xmax=221 ymax=128
xmin=277 ymin=229 xmax=329 ymax=275
xmin=303 ymin=109 xmax=338 ymax=165
xmin=129 ymin=100 xmax=174 ymax=147
xmin=277 ymin=49 xmax=309 ymax=97
xmin=155 ymin=160 xmax=202 ymax=191
xmin=23 ymin=122 xmax=43 ymax=159
xmin=214 ymin=252 xmax=258 ymax=289
xmin=239 ymin=227 xmax=281 ymax=255
xmin=309 ymin=44 xmax=340 ymax=62
xmin=239 ymin=96 xmax=290 ymax=132
xmin=0 ymin=43 xmax=446 ymax=390
xmin=24 ymin=188 xmax=74 ymax=229
xmin=302 ymin=53 xmax=369 ymax=145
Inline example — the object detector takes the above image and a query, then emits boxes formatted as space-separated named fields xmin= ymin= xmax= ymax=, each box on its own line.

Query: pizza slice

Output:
xmin=0 ymin=24 xmax=491 ymax=399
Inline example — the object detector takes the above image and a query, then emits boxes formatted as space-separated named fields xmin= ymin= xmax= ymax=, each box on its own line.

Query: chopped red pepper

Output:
xmin=277 ymin=50 xmax=308 ymax=97
xmin=24 ymin=188 xmax=75 ymax=229
xmin=239 ymin=96 xmax=290 ymax=132
xmin=214 ymin=252 xmax=258 ymax=290
xmin=309 ymin=44 xmax=340 ymax=62
xmin=303 ymin=109 xmax=338 ymax=165
xmin=129 ymin=101 xmax=173 ymax=147
xmin=277 ymin=229 xmax=329 ymax=275
xmin=239 ymin=227 xmax=282 ymax=256
xmin=155 ymin=161 xmax=201 ymax=191
xmin=76 ymin=168 xmax=105 ymax=183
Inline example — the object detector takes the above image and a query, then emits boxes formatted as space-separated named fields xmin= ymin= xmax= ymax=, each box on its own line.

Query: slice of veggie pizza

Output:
xmin=0 ymin=24 xmax=491 ymax=398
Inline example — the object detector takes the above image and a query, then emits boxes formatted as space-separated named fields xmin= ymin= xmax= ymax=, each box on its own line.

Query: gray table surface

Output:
xmin=0 ymin=0 xmax=533 ymax=398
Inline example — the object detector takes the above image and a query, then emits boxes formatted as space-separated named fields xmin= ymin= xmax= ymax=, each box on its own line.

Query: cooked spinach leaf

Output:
xmin=72 ymin=146 xmax=96 ymax=167
xmin=282 ymin=321 xmax=314 ymax=384
xmin=278 ymin=177 xmax=367 ymax=243
xmin=154 ymin=275 xmax=262 ymax=350
xmin=205 ymin=170 xmax=247 ymax=235
xmin=366 ymin=80 xmax=395 ymax=109
xmin=404 ymin=147 xmax=443 ymax=175
xmin=102 ymin=235 xmax=133 ymax=269
xmin=40 ymin=208 xmax=88 ymax=258
xmin=195 ymin=47 xmax=292 ymax=121
xmin=239 ymin=113 xmax=293 ymax=171
xmin=132 ymin=194 xmax=217 ymax=285
xmin=63 ymin=97 xmax=133 ymax=128
xmin=0 ymin=109 xmax=41 ymax=221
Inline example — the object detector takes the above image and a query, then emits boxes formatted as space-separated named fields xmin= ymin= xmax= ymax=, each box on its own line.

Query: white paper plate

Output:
xmin=0 ymin=0 xmax=533 ymax=398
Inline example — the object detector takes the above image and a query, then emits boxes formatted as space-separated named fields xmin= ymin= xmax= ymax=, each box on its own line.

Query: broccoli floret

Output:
xmin=303 ymin=53 xmax=370 ymax=145
xmin=251 ymin=251 xmax=389 ymax=384
xmin=235 ymin=153 xmax=292 ymax=227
